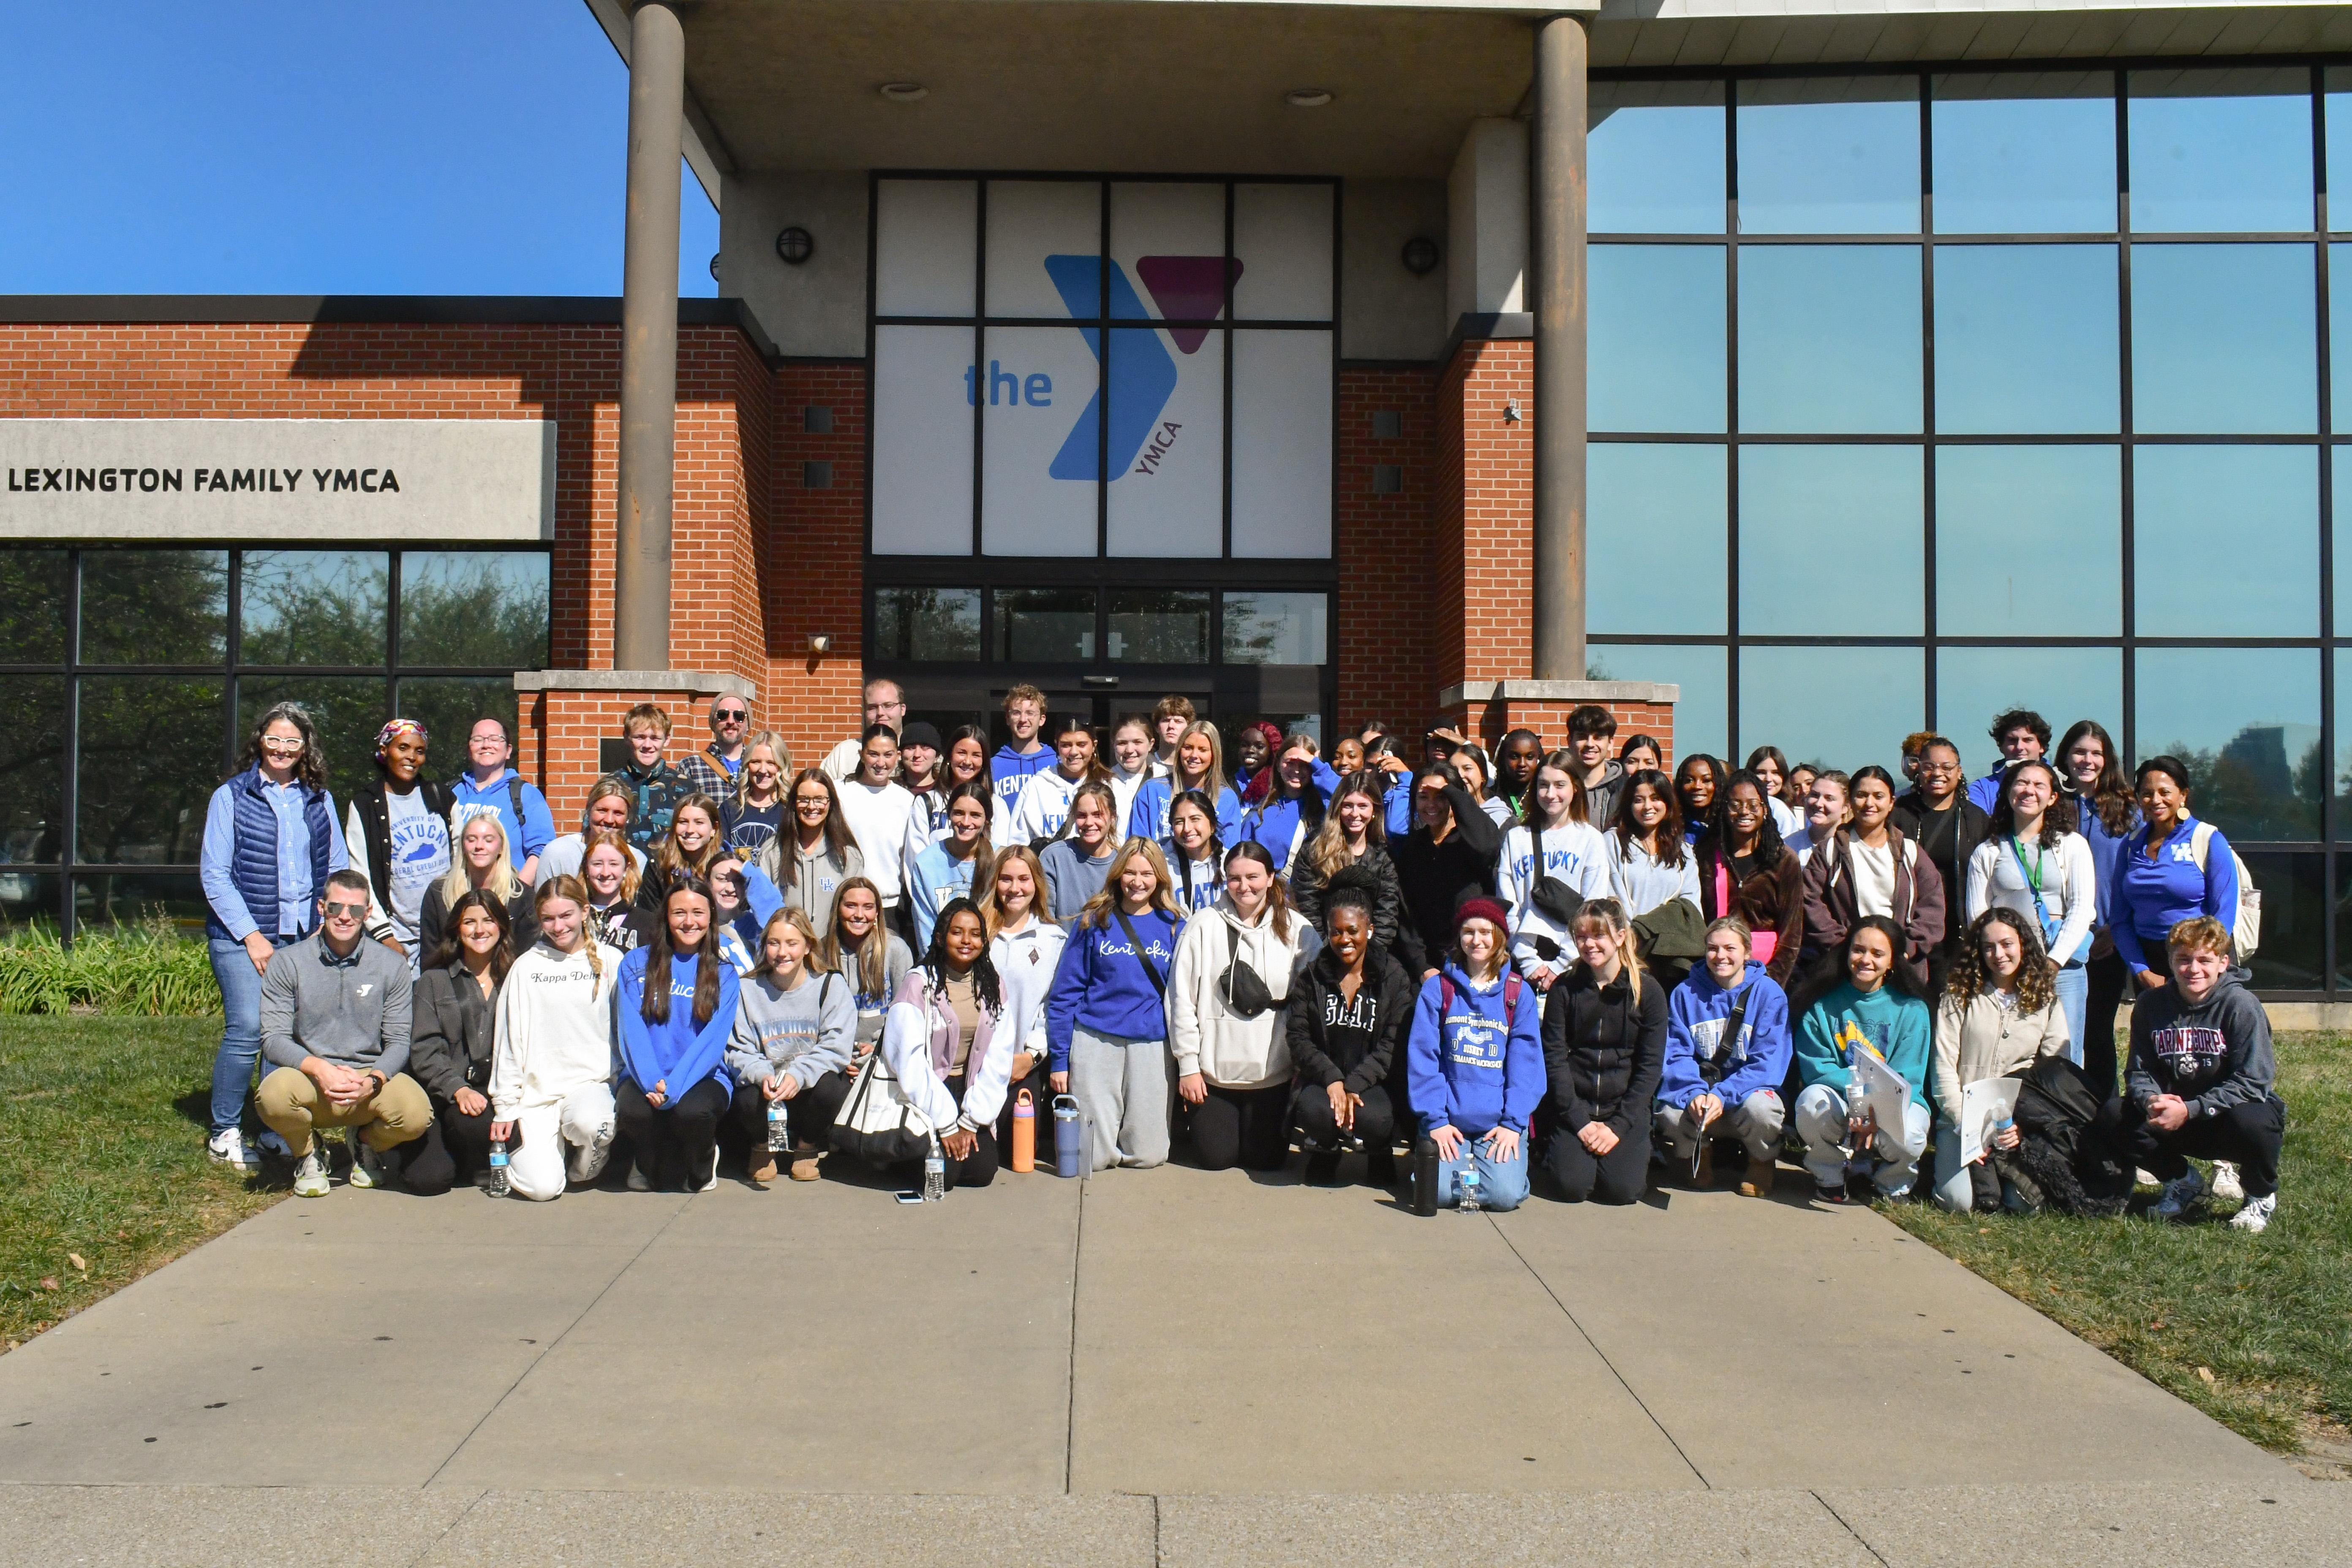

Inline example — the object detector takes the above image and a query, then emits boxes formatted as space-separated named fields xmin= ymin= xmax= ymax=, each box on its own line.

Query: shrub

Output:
xmin=0 ymin=918 xmax=220 ymax=1016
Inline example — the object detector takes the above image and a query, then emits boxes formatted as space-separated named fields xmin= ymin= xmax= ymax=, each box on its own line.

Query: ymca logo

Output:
xmin=964 ymin=255 xmax=1241 ymax=482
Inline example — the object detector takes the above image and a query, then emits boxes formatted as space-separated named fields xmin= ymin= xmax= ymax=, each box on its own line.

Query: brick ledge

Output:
xmin=514 ymin=669 xmax=758 ymax=700
xmin=1440 ymin=678 xmax=1678 ymax=706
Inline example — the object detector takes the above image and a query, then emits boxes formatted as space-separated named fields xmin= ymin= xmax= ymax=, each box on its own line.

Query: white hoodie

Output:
xmin=1010 ymin=767 xmax=1088 ymax=844
xmin=489 ymin=939 xmax=624 ymax=1117
xmin=1497 ymin=821 xmax=1613 ymax=983
xmin=1167 ymin=897 xmax=1319 ymax=1089
xmin=991 ymin=915 xmax=1069 ymax=1063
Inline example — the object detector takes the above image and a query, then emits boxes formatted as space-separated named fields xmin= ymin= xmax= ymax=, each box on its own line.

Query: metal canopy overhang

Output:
xmin=615 ymin=0 xmax=2352 ymax=183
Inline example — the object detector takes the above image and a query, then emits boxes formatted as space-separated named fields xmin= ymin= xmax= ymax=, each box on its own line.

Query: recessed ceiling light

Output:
xmin=879 ymin=82 xmax=928 ymax=103
xmin=1284 ymin=88 xmax=1332 ymax=108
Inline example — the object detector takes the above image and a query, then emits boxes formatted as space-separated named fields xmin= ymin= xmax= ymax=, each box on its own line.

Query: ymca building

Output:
xmin=6 ymin=0 xmax=2352 ymax=1002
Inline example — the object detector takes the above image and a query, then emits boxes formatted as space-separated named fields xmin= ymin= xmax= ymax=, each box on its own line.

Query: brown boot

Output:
xmin=1739 ymin=1153 xmax=1776 ymax=1198
xmin=1689 ymin=1141 xmax=1714 ymax=1190
xmin=748 ymin=1146 xmax=777 ymax=1186
xmin=787 ymin=1143 xmax=822 ymax=1182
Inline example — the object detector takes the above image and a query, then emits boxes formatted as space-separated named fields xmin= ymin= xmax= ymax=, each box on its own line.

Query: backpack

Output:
xmin=1437 ymin=968 xmax=1524 ymax=1021
xmin=2184 ymin=822 xmax=2262 ymax=959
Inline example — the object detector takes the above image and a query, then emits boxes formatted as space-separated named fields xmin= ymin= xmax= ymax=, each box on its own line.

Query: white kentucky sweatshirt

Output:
xmin=489 ymin=939 xmax=624 ymax=1117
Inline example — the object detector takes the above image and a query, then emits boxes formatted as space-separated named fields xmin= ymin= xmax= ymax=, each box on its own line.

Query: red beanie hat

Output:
xmin=1454 ymin=896 xmax=1510 ymax=934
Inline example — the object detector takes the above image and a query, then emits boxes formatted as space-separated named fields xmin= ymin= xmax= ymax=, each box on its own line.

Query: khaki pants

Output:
xmin=257 ymin=1067 xmax=433 ymax=1157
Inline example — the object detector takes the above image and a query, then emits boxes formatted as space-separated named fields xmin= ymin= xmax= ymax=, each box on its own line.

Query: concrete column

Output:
xmin=1529 ymin=14 xmax=1590 ymax=682
xmin=615 ymin=1 xmax=685 ymax=671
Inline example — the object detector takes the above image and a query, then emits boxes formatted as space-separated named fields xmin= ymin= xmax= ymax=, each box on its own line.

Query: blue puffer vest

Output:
xmin=204 ymin=765 xmax=335 ymax=942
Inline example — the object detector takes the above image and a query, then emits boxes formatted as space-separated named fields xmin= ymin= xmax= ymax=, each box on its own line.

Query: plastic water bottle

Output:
xmin=923 ymin=1144 xmax=947 ymax=1202
xmin=766 ymin=1100 xmax=790 ymax=1152
xmin=486 ymin=1138 xmax=511 ymax=1198
xmin=1458 ymin=1161 xmax=1482 ymax=1214
xmin=1844 ymin=1081 xmax=1875 ymax=1187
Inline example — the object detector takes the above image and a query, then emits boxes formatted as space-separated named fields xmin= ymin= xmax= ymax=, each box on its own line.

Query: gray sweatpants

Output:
xmin=1656 ymin=1089 xmax=1784 ymax=1163
xmin=1068 ymin=1026 xmax=1173 ymax=1172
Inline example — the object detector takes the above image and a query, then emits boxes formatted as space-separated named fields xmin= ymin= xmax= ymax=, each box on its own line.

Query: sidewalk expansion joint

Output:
xmin=1809 ymin=1488 xmax=1895 ymax=1567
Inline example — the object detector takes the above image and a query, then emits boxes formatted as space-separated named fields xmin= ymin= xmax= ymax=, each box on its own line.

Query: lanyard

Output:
xmin=2010 ymin=836 xmax=2045 ymax=896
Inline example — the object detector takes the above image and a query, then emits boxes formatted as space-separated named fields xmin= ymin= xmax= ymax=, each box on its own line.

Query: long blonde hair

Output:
xmin=1568 ymin=896 xmax=1645 ymax=1004
xmin=979 ymin=844 xmax=1048 ymax=937
xmin=534 ymin=873 xmax=605 ymax=1000
xmin=819 ymin=875 xmax=891 ymax=998
xmin=439 ymin=811 xmax=522 ymax=909
xmin=749 ymin=905 xmax=829 ymax=985
xmin=1302 ymin=770 xmax=1387 ymax=881
xmin=1171 ymin=719 xmax=1228 ymax=800
xmin=1078 ymin=837 xmax=1185 ymax=929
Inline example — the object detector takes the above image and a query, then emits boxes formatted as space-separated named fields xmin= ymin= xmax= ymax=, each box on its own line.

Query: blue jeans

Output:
xmin=1436 ymin=1130 xmax=1529 ymax=1211
xmin=208 ymin=934 xmax=291 ymax=1133
xmin=2053 ymin=962 xmax=2088 ymax=1067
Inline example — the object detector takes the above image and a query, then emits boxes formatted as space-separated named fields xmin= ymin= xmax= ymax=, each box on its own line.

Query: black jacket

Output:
xmin=1891 ymin=789 xmax=1989 ymax=955
xmin=1288 ymin=840 xmax=1405 ymax=951
xmin=588 ymin=898 xmax=654 ymax=955
xmin=419 ymin=879 xmax=540 ymax=962
xmin=409 ymin=964 xmax=497 ymax=1102
xmin=1390 ymin=782 xmax=1504 ymax=977
xmin=1541 ymin=965 xmax=1668 ymax=1138
xmin=349 ymin=775 xmax=455 ymax=911
xmin=1286 ymin=939 xmax=1416 ymax=1096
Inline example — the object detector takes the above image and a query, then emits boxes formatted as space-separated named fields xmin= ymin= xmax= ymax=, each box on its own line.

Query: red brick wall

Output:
xmin=766 ymin=362 xmax=868 ymax=770
xmin=1334 ymin=365 xmax=1440 ymax=735
xmin=1441 ymin=697 xmax=1676 ymax=766
xmin=1433 ymin=338 xmax=1535 ymax=696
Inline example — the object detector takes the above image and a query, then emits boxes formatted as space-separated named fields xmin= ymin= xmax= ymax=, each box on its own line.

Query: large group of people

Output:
xmin=194 ymin=685 xmax=2286 ymax=1234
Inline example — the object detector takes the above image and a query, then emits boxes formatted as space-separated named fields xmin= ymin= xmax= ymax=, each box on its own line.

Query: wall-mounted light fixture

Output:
xmin=1400 ymin=236 xmax=1440 ymax=277
xmin=807 ymin=634 xmax=832 ymax=655
xmin=879 ymin=82 xmax=928 ymax=102
xmin=708 ymin=253 xmax=721 ymax=281
xmin=775 ymin=226 xmax=814 ymax=265
xmin=1283 ymin=87 xmax=1332 ymax=108
xmin=1503 ymin=400 xmax=1523 ymax=424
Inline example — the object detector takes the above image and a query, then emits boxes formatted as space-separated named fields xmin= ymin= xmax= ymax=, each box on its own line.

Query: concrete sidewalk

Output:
xmin=0 ymin=1156 xmax=2328 ymax=1563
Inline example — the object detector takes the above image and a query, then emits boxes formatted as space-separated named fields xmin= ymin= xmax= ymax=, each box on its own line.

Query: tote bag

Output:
xmin=832 ymin=1027 xmax=935 ymax=1165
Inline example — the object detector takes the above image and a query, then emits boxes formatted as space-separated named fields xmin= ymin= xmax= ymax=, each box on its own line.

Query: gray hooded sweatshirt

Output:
xmin=2125 ymin=966 xmax=2277 ymax=1119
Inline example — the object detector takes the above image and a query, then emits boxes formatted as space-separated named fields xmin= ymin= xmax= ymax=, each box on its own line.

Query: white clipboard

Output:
xmin=1850 ymin=1049 xmax=1911 ymax=1139
xmin=1958 ymin=1076 xmax=2024 ymax=1167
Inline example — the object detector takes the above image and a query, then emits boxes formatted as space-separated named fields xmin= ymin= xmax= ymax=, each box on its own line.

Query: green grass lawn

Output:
xmin=1884 ymin=1033 xmax=2352 ymax=1467
xmin=0 ymin=1015 xmax=281 ymax=1350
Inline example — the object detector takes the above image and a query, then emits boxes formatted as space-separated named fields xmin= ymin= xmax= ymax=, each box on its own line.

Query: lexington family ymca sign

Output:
xmin=0 ymin=419 xmax=555 ymax=541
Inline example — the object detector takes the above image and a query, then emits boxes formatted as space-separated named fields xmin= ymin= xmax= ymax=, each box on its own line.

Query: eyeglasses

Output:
xmin=259 ymin=737 xmax=306 ymax=754
xmin=322 ymin=899 xmax=366 ymax=918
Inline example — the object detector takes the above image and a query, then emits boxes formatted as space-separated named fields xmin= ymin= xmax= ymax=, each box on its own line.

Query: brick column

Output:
xmin=514 ymin=670 xmax=760 ymax=812
xmin=1436 ymin=680 xmax=1677 ymax=765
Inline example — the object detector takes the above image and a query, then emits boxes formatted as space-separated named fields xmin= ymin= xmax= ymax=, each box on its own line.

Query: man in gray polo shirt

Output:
xmin=256 ymin=868 xmax=429 ymax=1196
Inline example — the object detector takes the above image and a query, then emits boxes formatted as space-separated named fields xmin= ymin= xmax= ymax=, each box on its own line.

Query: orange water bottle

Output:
xmin=1010 ymin=1089 xmax=1036 ymax=1173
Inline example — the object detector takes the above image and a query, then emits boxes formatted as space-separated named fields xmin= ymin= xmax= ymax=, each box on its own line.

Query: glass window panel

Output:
xmin=1739 ymin=445 xmax=1923 ymax=635
xmin=1107 ymin=590 xmax=1209 ymax=664
xmin=2130 ymin=244 xmax=2316 ymax=434
xmin=1736 ymin=80 xmax=1920 ymax=235
xmin=2337 ymin=449 xmax=2352 ymax=630
xmin=395 ymin=678 xmax=516 ymax=779
xmin=397 ymin=551 xmax=549 ymax=669
xmin=75 ymin=871 xmax=207 ymax=932
xmin=1737 ymin=246 xmax=1922 ymax=433
xmin=79 ymin=549 xmax=225 ymax=665
xmin=238 ymin=676 xmax=387 ymax=806
xmin=875 ymin=180 xmax=978 ymax=317
xmin=1930 ymin=76 xmax=2117 ymax=234
xmin=0 ymin=675 xmax=66 ymax=867
xmin=75 ymin=675 xmax=224 ymax=864
xmin=2334 ymin=648 xmax=2352 ymax=838
xmin=1739 ymin=644 xmax=1924 ymax=776
xmin=1590 ymin=444 xmax=1726 ymax=634
xmin=981 ymin=324 xmax=1102 ymax=556
xmin=1107 ymin=328 xmax=1221 ymax=558
xmin=2331 ymin=244 xmax=2352 ymax=431
xmin=870 ymin=588 xmax=982 ymax=662
xmin=1934 ymin=648 xmax=2122 ymax=769
xmin=1222 ymin=592 xmax=1328 ymax=665
xmin=1933 ymin=245 xmax=2119 ymax=433
xmin=1936 ymin=446 xmax=2122 ymax=636
xmin=1586 ymin=642 xmax=1726 ymax=762
xmin=1590 ymin=82 xmax=1726 ymax=234
xmin=239 ymin=551 xmax=388 ymax=667
xmin=0 ymin=550 xmax=69 ymax=662
xmin=1111 ymin=182 xmax=1226 ymax=323
xmin=1591 ymin=245 xmax=1726 ymax=433
xmin=871 ymin=326 xmax=977 ymax=556
xmin=2133 ymin=446 xmax=2318 ymax=637
xmin=2243 ymin=852 xmax=2323 ymax=989
xmin=1230 ymin=330 xmax=1332 ymax=558
xmin=1232 ymin=183 xmax=1333 ymax=321
xmin=2331 ymin=74 xmax=2352 ymax=230
xmin=2134 ymin=646 xmax=2320 ymax=841
xmin=2128 ymin=71 xmax=2314 ymax=234
xmin=996 ymin=588 xmax=1097 ymax=662
xmin=985 ymin=180 xmax=1102 ymax=318
xmin=0 ymin=871 xmax=59 ymax=929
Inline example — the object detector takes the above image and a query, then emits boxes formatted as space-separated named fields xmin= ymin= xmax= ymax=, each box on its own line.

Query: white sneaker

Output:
xmin=2228 ymin=1192 xmax=2276 ymax=1233
xmin=2151 ymin=1168 xmax=2204 ymax=1222
xmin=626 ymin=1162 xmax=652 ymax=1192
xmin=347 ymin=1143 xmax=387 ymax=1190
xmin=207 ymin=1129 xmax=262 ymax=1171
xmin=291 ymin=1150 xmax=331 ymax=1198
xmin=697 ymin=1144 xmax=720 ymax=1193
xmin=568 ymin=1122 xmax=615 ymax=1185
xmin=2210 ymin=1161 xmax=2245 ymax=1206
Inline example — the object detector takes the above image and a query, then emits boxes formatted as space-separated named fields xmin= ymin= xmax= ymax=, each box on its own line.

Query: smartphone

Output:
xmin=894 ymin=1190 xmax=926 ymax=1205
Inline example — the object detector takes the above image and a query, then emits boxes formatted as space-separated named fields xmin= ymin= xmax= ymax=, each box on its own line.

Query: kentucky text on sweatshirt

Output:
xmin=1497 ymin=820 xmax=1613 ymax=980
xmin=1127 ymin=778 xmax=1242 ymax=844
xmin=990 ymin=742 xmax=1055 ymax=818
xmin=1044 ymin=907 xmax=1184 ymax=1072
xmin=1010 ymin=767 xmax=1088 ymax=844
xmin=1795 ymin=981 xmax=1932 ymax=1111
xmin=2126 ymin=966 xmax=2277 ymax=1118
xmin=613 ymin=948 xmax=740 ymax=1097
xmin=1406 ymin=962 xmax=1544 ymax=1137
xmin=2110 ymin=816 xmax=2239 ymax=975
xmin=1657 ymin=958 xmax=1791 ymax=1111
xmin=490 ymin=941 xmax=624 ymax=1116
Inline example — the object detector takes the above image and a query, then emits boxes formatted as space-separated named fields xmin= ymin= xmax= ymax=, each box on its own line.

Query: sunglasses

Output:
xmin=322 ymin=899 xmax=367 ymax=918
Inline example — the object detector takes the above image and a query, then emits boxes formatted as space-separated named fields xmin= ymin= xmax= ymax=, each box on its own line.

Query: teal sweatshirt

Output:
xmin=1794 ymin=981 xmax=1932 ymax=1112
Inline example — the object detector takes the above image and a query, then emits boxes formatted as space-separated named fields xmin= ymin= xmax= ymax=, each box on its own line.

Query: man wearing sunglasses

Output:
xmin=679 ymin=697 xmax=753 ymax=806
xmin=255 ymin=868 xmax=432 ymax=1198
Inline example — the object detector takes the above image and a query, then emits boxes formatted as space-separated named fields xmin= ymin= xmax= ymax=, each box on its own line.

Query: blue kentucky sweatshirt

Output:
xmin=1656 ymin=959 xmax=1792 ymax=1111
xmin=2110 ymin=815 xmax=2238 ymax=975
xmin=614 ymin=948 xmax=740 ymax=1099
xmin=991 ymin=742 xmax=1056 ymax=821
xmin=1239 ymin=757 xmax=1342 ymax=875
xmin=1044 ymin=907 xmax=1184 ymax=1072
xmin=1406 ymin=961 xmax=1545 ymax=1138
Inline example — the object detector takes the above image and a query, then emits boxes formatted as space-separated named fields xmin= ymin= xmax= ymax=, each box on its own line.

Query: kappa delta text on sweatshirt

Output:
xmin=489 ymin=940 xmax=624 ymax=1116
xmin=2126 ymin=966 xmax=2277 ymax=1118
xmin=1795 ymin=981 xmax=1932 ymax=1112
xmin=1044 ymin=907 xmax=1184 ymax=1071
xmin=613 ymin=948 xmax=740 ymax=1098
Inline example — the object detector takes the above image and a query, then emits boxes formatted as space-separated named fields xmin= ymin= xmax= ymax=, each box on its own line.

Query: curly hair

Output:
xmin=1941 ymin=906 xmax=2057 ymax=1016
xmin=917 ymin=897 xmax=1002 ymax=1017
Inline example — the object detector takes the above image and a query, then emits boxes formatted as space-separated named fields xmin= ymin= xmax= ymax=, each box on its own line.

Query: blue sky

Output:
xmin=0 ymin=1 xmax=718 ymax=297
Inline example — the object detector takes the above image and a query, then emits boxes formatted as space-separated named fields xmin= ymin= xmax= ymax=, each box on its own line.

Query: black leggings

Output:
xmin=614 ymin=1077 xmax=729 ymax=1190
xmin=917 ymin=1074 xmax=999 ymax=1188
xmin=729 ymin=1071 xmax=850 ymax=1151
xmin=401 ymin=1094 xmax=509 ymax=1196
xmin=1544 ymin=1121 xmax=1651 ymax=1205
xmin=2097 ymin=1093 xmax=2285 ymax=1199
xmin=2083 ymin=950 xmax=2129 ymax=1100
xmin=1292 ymin=1081 xmax=1399 ymax=1153
xmin=1188 ymin=1081 xmax=1293 ymax=1172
